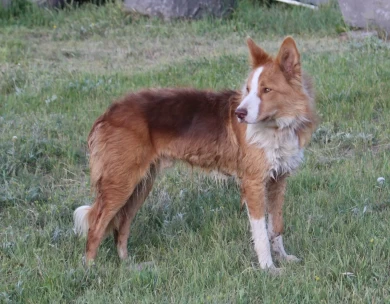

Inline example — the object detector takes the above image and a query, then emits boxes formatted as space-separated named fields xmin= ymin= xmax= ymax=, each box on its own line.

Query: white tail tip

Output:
xmin=73 ymin=205 xmax=91 ymax=237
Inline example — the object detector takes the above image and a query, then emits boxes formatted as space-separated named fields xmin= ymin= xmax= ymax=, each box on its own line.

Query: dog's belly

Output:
xmin=160 ymin=137 xmax=241 ymax=177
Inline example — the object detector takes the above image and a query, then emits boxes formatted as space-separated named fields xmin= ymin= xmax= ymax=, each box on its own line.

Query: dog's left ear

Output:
xmin=276 ymin=37 xmax=301 ymax=81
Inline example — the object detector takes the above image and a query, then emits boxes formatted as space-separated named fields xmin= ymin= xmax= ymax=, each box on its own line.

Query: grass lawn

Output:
xmin=1 ymin=1 xmax=390 ymax=303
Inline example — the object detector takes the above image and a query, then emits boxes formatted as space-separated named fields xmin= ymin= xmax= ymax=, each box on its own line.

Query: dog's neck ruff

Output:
xmin=246 ymin=122 xmax=304 ymax=179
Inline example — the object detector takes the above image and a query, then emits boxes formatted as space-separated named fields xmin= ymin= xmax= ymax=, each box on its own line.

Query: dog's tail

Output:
xmin=74 ymin=118 xmax=106 ymax=238
xmin=73 ymin=205 xmax=92 ymax=237
xmin=74 ymin=116 xmax=121 ymax=238
xmin=73 ymin=203 xmax=120 ymax=238
xmin=73 ymin=118 xmax=105 ymax=238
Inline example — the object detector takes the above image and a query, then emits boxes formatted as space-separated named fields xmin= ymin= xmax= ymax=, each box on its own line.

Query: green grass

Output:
xmin=1 ymin=1 xmax=390 ymax=303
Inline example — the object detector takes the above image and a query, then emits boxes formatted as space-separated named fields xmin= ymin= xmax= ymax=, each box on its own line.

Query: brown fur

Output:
xmin=75 ymin=37 xmax=317 ymax=266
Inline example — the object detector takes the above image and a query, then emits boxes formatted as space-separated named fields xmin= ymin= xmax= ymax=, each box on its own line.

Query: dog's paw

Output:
xmin=82 ymin=256 xmax=95 ymax=268
xmin=266 ymin=266 xmax=285 ymax=276
xmin=274 ymin=254 xmax=301 ymax=263
xmin=284 ymin=254 xmax=301 ymax=263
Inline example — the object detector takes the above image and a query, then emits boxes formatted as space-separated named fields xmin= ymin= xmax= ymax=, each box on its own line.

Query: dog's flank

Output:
xmin=74 ymin=37 xmax=317 ymax=271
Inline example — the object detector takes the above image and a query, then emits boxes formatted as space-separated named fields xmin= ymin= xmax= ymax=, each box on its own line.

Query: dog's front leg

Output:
xmin=242 ymin=176 xmax=275 ymax=271
xmin=267 ymin=177 xmax=300 ymax=263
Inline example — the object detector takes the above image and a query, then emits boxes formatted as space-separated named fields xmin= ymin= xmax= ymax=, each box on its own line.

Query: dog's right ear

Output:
xmin=246 ymin=37 xmax=270 ymax=68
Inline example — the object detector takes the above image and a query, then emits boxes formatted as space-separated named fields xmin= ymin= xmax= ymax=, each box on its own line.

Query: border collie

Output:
xmin=74 ymin=37 xmax=317 ymax=272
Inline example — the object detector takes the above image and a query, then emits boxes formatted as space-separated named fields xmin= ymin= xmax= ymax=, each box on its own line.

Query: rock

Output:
xmin=339 ymin=30 xmax=378 ymax=41
xmin=299 ymin=0 xmax=330 ymax=6
xmin=123 ymin=0 xmax=236 ymax=20
xmin=338 ymin=0 xmax=390 ymax=35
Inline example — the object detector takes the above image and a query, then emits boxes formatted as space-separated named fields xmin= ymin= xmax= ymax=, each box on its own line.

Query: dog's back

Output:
xmin=88 ymin=89 xmax=244 ymax=185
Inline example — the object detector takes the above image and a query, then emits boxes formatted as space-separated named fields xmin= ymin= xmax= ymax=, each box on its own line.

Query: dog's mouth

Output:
xmin=258 ymin=110 xmax=277 ymax=122
xmin=257 ymin=111 xmax=279 ymax=128
xmin=260 ymin=115 xmax=274 ymax=122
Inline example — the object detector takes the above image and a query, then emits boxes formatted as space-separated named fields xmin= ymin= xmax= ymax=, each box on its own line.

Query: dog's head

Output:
xmin=235 ymin=37 xmax=312 ymax=129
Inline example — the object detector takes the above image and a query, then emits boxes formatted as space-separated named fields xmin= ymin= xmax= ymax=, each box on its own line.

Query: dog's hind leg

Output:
xmin=85 ymin=162 xmax=152 ymax=264
xmin=85 ymin=135 xmax=155 ymax=265
xmin=267 ymin=177 xmax=300 ymax=263
xmin=114 ymin=163 xmax=158 ymax=260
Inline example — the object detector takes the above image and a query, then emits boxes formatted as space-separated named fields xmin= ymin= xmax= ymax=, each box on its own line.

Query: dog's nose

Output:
xmin=235 ymin=108 xmax=248 ymax=120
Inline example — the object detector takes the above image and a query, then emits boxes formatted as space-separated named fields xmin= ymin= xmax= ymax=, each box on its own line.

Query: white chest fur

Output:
xmin=246 ymin=124 xmax=304 ymax=179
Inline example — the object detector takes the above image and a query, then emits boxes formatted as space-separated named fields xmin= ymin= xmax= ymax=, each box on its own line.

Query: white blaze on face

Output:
xmin=237 ymin=67 xmax=263 ymax=123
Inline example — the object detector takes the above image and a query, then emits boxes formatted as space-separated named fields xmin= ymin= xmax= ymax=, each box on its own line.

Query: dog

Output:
xmin=74 ymin=37 xmax=317 ymax=272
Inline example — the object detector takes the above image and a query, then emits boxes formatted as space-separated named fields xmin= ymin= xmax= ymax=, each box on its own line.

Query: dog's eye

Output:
xmin=263 ymin=88 xmax=272 ymax=93
xmin=246 ymin=86 xmax=250 ymax=93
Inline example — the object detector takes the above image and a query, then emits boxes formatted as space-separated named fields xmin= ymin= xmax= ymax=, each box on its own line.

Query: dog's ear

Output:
xmin=246 ymin=37 xmax=269 ymax=68
xmin=276 ymin=36 xmax=301 ymax=81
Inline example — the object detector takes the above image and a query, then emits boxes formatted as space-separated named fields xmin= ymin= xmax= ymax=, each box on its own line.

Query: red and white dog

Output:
xmin=74 ymin=37 xmax=317 ymax=271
